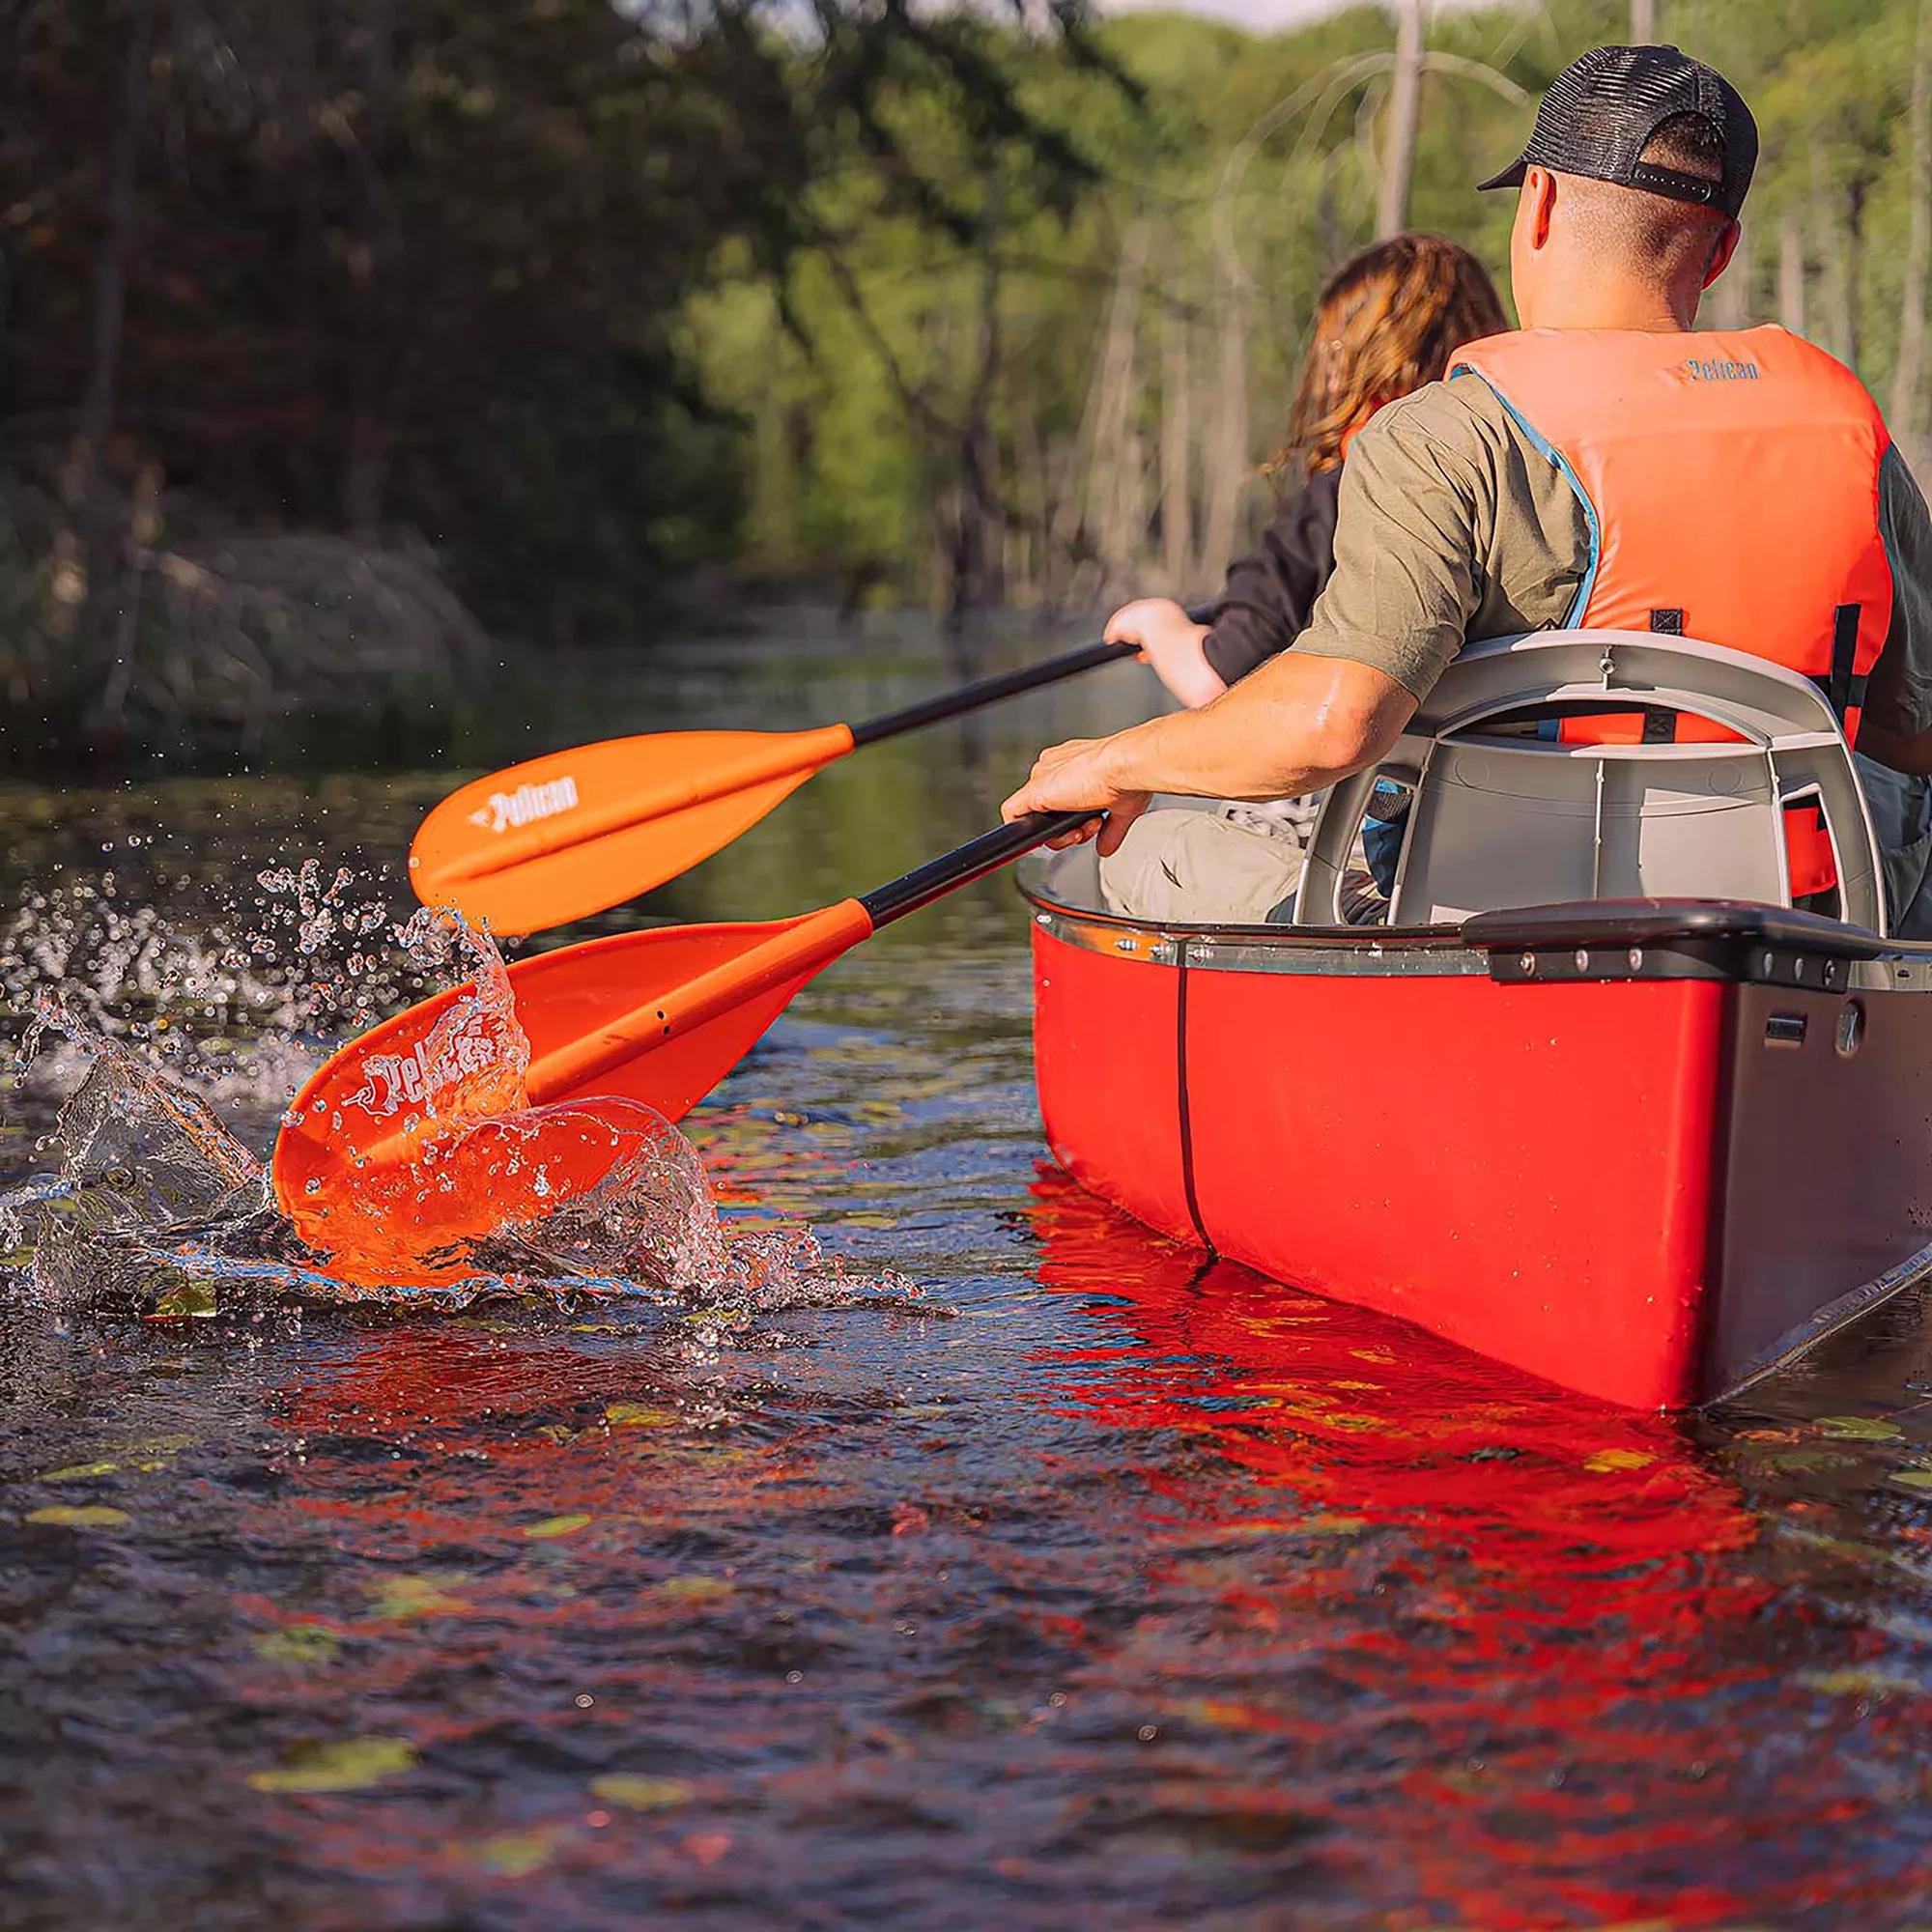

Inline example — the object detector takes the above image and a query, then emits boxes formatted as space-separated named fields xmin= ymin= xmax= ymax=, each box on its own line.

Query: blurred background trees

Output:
xmin=2 ymin=0 xmax=1930 ymax=765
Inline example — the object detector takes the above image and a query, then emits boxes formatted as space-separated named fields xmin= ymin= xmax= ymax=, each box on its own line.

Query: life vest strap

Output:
xmin=1827 ymin=603 xmax=1861 ymax=722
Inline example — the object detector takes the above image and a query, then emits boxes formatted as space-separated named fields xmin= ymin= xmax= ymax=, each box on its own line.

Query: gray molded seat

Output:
xmin=1294 ymin=630 xmax=1887 ymax=934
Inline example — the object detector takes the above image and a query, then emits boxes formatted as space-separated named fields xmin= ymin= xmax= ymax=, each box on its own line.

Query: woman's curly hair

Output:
xmin=1275 ymin=232 xmax=1508 ymax=477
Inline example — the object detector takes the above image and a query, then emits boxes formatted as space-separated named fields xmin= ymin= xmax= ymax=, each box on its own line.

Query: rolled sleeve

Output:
xmin=1289 ymin=394 xmax=1487 ymax=700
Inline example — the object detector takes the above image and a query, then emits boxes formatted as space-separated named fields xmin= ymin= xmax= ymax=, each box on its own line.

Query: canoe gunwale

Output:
xmin=1019 ymin=867 xmax=1932 ymax=992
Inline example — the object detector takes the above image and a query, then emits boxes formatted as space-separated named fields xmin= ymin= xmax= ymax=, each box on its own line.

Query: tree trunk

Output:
xmin=1089 ymin=230 xmax=1146 ymax=599
xmin=1199 ymin=266 xmax=1250 ymax=581
xmin=1893 ymin=0 xmax=1932 ymax=444
xmin=1777 ymin=218 xmax=1807 ymax=336
xmin=1053 ymin=226 xmax=1145 ymax=602
xmin=1377 ymin=0 xmax=1425 ymax=240
xmin=1630 ymin=0 xmax=1658 ymax=43
xmin=1808 ymin=151 xmax=1856 ymax=365
xmin=1843 ymin=178 xmax=1867 ymax=373
xmin=1161 ymin=305 xmax=1194 ymax=592
xmin=342 ymin=0 xmax=398 ymax=535
xmin=1708 ymin=226 xmax=1748 ymax=330
xmin=53 ymin=0 xmax=157 ymax=646
xmin=1009 ymin=372 xmax=1048 ymax=606
xmin=946 ymin=192 xmax=1010 ymax=632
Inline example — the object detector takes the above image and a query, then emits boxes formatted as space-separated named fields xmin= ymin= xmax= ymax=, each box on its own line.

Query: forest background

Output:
xmin=4 ymin=0 xmax=1929 ymax=768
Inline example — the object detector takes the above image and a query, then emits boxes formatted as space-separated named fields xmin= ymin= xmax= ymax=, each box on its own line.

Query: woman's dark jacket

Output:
xmin=1201 ymin=465 xmax=1342 ymax=685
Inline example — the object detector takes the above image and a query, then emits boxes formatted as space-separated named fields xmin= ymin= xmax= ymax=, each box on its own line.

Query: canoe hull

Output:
xmin=1028 ymin=890 xmax=1932 ymax=1409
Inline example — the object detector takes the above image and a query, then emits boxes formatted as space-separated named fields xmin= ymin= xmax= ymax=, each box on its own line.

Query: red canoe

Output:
xmin=1022 ymin=874 xmax=1932 ymax=1410
xmin=1021 ymin=630 xmax=1932 ymax=1408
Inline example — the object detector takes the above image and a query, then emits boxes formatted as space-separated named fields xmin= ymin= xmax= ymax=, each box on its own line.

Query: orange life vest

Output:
xmin=1450 ymin=325 xmax=1894 ymax=896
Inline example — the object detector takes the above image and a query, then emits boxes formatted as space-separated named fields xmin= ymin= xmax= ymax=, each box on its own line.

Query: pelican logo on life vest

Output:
xmin=1683 ymin=356 xmax=1761 ymax=383
xmin=358 ymin=1031 xmax=497 ymax=1117
xmin=469 ymin=775 xmax=580 ymax=834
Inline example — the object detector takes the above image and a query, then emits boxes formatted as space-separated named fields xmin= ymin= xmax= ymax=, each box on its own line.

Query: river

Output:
xmin=4 ymin=610 xmax=1932 ymax=1929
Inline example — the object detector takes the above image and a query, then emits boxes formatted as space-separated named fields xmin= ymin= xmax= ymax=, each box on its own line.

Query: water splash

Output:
xmin=1 ymin=882 xmax=920 ymax=1325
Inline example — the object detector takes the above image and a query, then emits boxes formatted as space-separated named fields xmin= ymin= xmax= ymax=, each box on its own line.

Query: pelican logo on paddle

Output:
xmin=357 ymin=1032 xmax=497 ymax=1117
xmin=469 ymin=775 xmax=580 ymax=835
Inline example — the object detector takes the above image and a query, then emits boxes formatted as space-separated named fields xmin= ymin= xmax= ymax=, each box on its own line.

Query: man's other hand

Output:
xmin=1001 ymin=734 xmax=1151 ymax=854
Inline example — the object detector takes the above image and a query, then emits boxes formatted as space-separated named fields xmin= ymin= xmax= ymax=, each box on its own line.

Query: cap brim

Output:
xmin=1476 ymin=156 xmax=1527 ymax=192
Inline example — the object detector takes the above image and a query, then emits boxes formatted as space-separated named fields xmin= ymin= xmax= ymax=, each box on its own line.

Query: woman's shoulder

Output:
xmin=1256 ymin=462 xmax=1341 ymax=561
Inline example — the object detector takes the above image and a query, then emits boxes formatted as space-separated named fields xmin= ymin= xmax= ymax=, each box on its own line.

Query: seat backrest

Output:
xmin=1294 ymin=630 xmax=1887 ymax=933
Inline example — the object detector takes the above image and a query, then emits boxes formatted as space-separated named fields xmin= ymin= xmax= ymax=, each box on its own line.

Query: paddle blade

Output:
xmin=410 ymin=725 xmax=855 ymax=935
xmin=271 ymin=905 xmax=872 ymax=1262
xmin=281 ymin=1096 xmax=679 ymax=1289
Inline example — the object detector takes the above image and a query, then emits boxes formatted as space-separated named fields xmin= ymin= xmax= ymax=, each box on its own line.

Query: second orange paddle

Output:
xmin=410 ymin=632 xmax=1150 ymax=936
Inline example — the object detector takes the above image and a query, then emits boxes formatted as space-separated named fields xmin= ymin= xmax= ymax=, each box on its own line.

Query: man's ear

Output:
xmin=1703 ymin=217 xmax=1743 ymax=289
xmin=1523 ymin=166 xmax=1559 ymax=250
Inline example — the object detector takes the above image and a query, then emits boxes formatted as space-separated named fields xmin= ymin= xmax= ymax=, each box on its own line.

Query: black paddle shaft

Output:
xmin=860 ymin=811 xmax=1097 ymax=927
xmin=845 ymin=607 xmax=1212 ymax=751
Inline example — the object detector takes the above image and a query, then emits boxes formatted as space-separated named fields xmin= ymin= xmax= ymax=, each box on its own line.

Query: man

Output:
xmin=1002 ymin=44 xmax=1932 ymax=930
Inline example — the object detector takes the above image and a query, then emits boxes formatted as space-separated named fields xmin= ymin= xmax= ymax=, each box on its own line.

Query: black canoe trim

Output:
xmin=1020 ymin=869 xmax=1932 ymax=989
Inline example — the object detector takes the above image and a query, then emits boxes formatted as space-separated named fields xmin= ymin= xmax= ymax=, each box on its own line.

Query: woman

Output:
xmin=1097 ymin=233 xmax=1508 ymax=923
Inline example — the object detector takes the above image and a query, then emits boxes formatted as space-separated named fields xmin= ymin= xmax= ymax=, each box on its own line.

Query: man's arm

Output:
xmin=1000 ymin=652 xmax=1416 ymax=852
xmin=1856 ymin=445 xmax=1932 ymax=775
xmin=1001 ymin=388 xmax=1491 ymax=849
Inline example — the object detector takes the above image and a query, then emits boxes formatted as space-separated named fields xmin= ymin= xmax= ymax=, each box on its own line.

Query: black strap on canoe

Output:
xmin=1173 ymin=938 xmax=1211 ymax=1250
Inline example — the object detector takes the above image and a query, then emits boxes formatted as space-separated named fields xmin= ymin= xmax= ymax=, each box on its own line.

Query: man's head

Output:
xmin=1479 ymin=45 xmax=1756 ymax=331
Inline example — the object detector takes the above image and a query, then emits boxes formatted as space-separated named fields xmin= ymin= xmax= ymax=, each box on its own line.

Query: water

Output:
xmin=6 ymin=611 xmax=1932 ymax=1927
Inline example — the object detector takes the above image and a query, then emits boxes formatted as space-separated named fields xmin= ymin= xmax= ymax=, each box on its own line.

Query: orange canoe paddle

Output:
xmin=409 ymin=627 xmax=1179 ymax=937
xmin=273 ymin=810 xmax=1094 ymax=1269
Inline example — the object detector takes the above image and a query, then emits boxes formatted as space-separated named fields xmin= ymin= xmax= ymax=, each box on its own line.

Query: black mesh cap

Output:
xmin=1478 ymin=44 xmax=1758 ymax=219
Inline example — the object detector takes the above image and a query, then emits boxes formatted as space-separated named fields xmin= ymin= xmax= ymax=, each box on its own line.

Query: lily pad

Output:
xmin=590 ymin=1775 xmax=694 ymax=1811
xmin=26 ymin=1504 xmax=128 ymax=1528
xmin=605 ymin=1404 xmax=677 ymax=1430
xmin=368 ymin=1574 xmax=469 ymax=1620
xmin=252 ymin=1624 xmax=342 ymax=1666
xmin=1817 ymin=1415 xmax=1904 ymax=1441
xmin=1585 ymin=1449 xmax=1657 ymax=1473
xmin=36 ymin=1460 xmax=120 ymax=1482
xmin=151 ymin=1280 xmax=217 ymax=1320
xmin=247 ymin=1736 xmax=415 ymax=1794
xmin=469 ymin=1829 xmax=567 ymax=1876
xmin=658 ymin=1576 xmax=732 ymax=1604
xmin=1800 ymin=1665 xmax=1922 ymax=1701
xmin=525 ymin=1514 xmax=593 ymax=1540
xmin=1895 ymin=1469 xmax=1932 ymax=1492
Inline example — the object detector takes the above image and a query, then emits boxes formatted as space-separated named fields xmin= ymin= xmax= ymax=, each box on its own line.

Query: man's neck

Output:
xmin=1522 ymin=283 xmax=1700 ymax=332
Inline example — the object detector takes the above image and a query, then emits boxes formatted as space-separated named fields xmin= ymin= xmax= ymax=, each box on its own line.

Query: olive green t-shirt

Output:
xmin=1296 ymin=370 xmax=1932 ymax=740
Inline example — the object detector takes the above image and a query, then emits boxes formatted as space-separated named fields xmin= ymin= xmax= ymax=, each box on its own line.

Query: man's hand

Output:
xmin=1107 ymin=597 xmax=1226 ymax=710
xmin=1001 ymin=733 xmax=1151 ymax=855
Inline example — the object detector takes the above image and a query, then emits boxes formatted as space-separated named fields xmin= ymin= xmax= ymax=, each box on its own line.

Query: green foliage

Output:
xmin=7 ymin=0 xmax=1932 ymax=752
xmin=0 ymin=0 xmax=1117 ymax=677
xmin=709 ymin=0 xmax=1932 ymax=608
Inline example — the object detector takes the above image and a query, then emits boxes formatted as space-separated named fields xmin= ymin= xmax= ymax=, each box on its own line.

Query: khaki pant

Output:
xmin=1097 ymin=810 xmax=1306 ymax=924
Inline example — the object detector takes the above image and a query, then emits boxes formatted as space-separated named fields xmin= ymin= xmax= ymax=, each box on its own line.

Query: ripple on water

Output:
xmin=7 ymin=643 xmax=1932 ymax=1926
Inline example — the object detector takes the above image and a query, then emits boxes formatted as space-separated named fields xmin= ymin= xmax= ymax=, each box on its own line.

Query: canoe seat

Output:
xmin=1294 ymin=629 xmax=1887 ymax=934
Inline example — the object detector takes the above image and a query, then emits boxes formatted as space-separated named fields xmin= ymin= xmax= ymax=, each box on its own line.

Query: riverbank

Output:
xmin=0 ymin=476 xmax=500 ymax=775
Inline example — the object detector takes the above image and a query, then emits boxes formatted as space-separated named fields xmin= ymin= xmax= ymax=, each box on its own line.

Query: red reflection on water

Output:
xmin=1019 ymin=1168 xmax=1901 ymax=1929
xmin=216 ymin=1168 xmax=1924 ymax=1927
